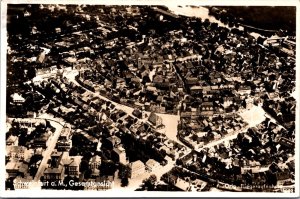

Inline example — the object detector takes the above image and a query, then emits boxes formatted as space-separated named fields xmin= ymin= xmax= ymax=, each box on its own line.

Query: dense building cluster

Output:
xmin=5 ymin=4 xmax=296 ymax=192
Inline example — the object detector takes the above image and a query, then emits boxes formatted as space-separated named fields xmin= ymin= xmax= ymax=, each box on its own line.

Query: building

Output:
xmin=132 ymin=109 xmax=143 ymax=118
xmin=175 ymin=178 xmax=191 ymax=191
xmin=37 ymin=51 xmax=46 ymax=64
xmin=43 ymin=151 xmax=65 ymax=184
xmin=148 ymin=112 xmax=164 ymax=129
xmin=32 ymin=132 xmax=51 ymax=149
xmin=89 ymin=155 xmax=102 ymax=170
xmin=201 ymin=101 xmax=214 ymax=116
xmin=60 ymin=125 xmax=71 ymax=140
xmin=129 ymin=160 xmax=145 ymax=178
xmin=27 ymin=111 xmax=37 ymax=118
xmin=6 ymin=146 xmax=26 ymax=161
xmin=103 ymin=135 xmax=122 ymax=150
xmin=145 ymin=159 xmax=160 ymax=172
xmin=238 ymin=86 xmax=251 ymax=96
xmin=62 ymin=156 xmax=82 ymax=178
xmin=112 ymin=146 xmax=127 ymax=165
xmin=245 ymin=98 xmax=254 ymax=109
xmin=43 ymin=166 xmax=65 ymax=182
xmin=279 ymin=138 xmax=294 ymax=149
xmin=11 ymin=93 xmax=25 ymax=104
xmin=49 ymin=151 xmax=63 ymax=168
xmin=57 ymin=125 xmax=72 ymax=151
xmin=12 ymin=118 xmax=46 ymax=128
xmin=223 ymin=97 xmax=233 ymax=108
xmin=277 ymin=171 xmax=293 ymax=186
xmin=6 ymin=161 xmax=28 ymax=178
xmin=6 ymin=135 xmax=18 ymax=146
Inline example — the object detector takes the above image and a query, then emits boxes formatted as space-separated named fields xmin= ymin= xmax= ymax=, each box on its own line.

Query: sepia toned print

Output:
xmin=3 ymin=2 xmax=297 ymax=195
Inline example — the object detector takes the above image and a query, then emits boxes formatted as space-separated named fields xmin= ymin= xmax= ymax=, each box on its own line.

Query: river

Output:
xmin=166 ymin=5 xmax=268 ymax=39
xmin=166 ymin=6 xmax=237 ymax=30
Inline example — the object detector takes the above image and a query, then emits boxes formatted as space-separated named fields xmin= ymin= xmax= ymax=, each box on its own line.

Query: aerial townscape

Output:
xmin=5 ymin=4 xmax=296 ymax=193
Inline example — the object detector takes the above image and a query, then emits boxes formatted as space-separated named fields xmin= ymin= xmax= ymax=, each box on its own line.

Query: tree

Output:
xmin=143 ymin=174 xmax=157 ymax=191
xmin=176 ymin=159 xmax=183 ymax=166
xmin=121 ymin=177 xmax=129 ymax=187
xmin=265 ymin=171 xmax=278 ymax=186
xmin=118 ymin=164 xmax=131 ymax=179
xmin=27 ymin=66 xmax=36 ymax=80
xmin=63 ymin=175 xmax=73 ymax=190
xmin=80 ymin=159 xmax=89 ymax=173
xmin=69 ymin=147 xmax=79 ymax=156
xmin=100 ymin=160 xmax=117 ymax=176
xmin=82 ymin=151 xmax=93 ymax=161
xmin=191 ymin=134 xmax=198 ymax=142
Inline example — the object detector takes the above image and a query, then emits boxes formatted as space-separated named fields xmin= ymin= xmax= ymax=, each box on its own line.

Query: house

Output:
xmin=11 ymin=93 xmax=25 ymax=104
xmin=37 ymin=51 xmax=46 ymax=64
xmin=57 ymin=125 xmax=72 ymax=151
xmin=175 ymin=178 xmax=191 ymax=191
xmin=62 ymin=155 xmax=82 ymax=178
xmin=112 ymin=146 xmax=127 ymax=165
xmin=56 ymin=139 xmax=72 ymax=151
xmin=32 ymin=132 xmax=51 ymax=149
xmin=190 ymin=86 xmax=202 ymax=94
xmin=55 ymin=27 xmax=61 ymax=33
xmin=43 ymin=165 xmax=65 ymax=182
xmin=153 ymin=75 xmax=164 ymax=85
xmin=43 ymin=151 xmax=65 ymax=184
xmin=186 ymin=77 xmax=198 ymax=85
xmin=49 ymin=151 xmax=63 ymax=167
xmin=245 ymin=98 xmax=254 ymax=109
xmin=148 ymin=112 xmax=164 ymax=129
xmin=6 ymin=146 xmax=26 ymax=161
xmin=27 ymin=111 xmax=37 ymax=118
xmin=6 ymin=161 xmax=28 ymax=178
xmin=64 ymin=57 xmax=77 ymax=66
xmin=201 ymin=101 xmax=214 ymax=116
xmin=223 ymin=97 xmax=233 ymax=108
xmin=103 ymin=135 xmax=122 ymax=150
xmin=238 ymin=86 xmax=251 ymax=96
xmin=6 ymin=135 xmax=18 ymax=146
xmin=129 ymin=160 xmax=145 ymax=178
xmin=146 ymin=86 xmax=157 ymax=93
xmin=277 ymin=171 xmax=293 ymax=186
xmin=279 ymin=138 xmax=294 ymax=149
xmin=132 ymin=109 xmax=143 ymax=119
xmin=145 ymin=159 xmax=160 ymax=172
xmin=116 ymin=78 xmax=126 ymax=88
xmin=89 ymin=155 xmax=102 ymax=170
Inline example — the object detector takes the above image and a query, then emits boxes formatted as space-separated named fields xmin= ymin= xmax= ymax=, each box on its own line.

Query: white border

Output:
xmin=1 ymin=0 xmax=299 ymax=197
xmin=0 ymin=0 xmax=8 ymax=197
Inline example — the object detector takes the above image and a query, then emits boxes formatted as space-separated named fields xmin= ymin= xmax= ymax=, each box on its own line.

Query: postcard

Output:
xmin=1 ymin=0 xmax=299 ymax=197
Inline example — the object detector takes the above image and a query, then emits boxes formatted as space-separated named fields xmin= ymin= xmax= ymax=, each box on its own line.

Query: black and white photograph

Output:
xmin=0 ymin=0 xmax=299 ymax=197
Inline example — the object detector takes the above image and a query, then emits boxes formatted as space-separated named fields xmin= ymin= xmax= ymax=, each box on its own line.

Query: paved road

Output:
xmin=33 ymin=116 xmax=64 ymax=182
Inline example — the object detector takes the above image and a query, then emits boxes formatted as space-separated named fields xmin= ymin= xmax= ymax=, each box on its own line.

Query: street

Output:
xmin=33 ymin=115 xmax=64 ymax=183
